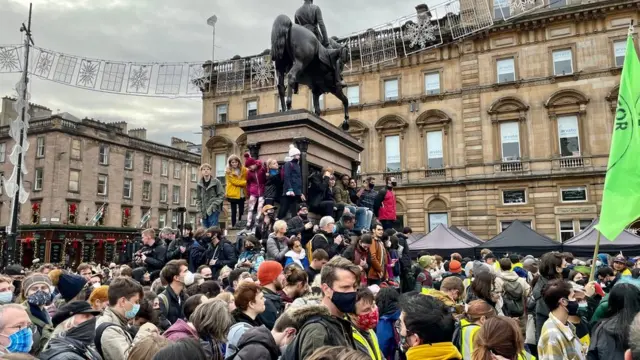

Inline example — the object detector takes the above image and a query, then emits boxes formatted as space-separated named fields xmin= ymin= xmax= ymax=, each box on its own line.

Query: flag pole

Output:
xmin=588 ymin=232 xmax=601 ymax=282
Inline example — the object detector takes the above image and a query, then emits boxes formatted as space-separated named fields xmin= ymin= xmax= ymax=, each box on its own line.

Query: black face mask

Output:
xmin=562 ymin=267 xmax=571 ymax=279
xmin=292 ymin=158 xmax=299 ymax=163
xmin=605 ymin=277 xmax=618 ymax=292
xmin=267 ymin=212 xmax=275 ymax=218
xmin=368 ymin=183 xmax=375 ymax=189
xmin=391 ymin=182 xmax=397 ymax=187
xmin=67 ymin=317 xmax=97 ymax=344
xmin=575 ymin=279 xmax=587 ymax=286
xmin=202 ymin=235 xmax=212 ymax=243
xmin=299 ymin=213 xmax=308 ymax=220
xmin=222 ymin=277 xmax=230 ymax=288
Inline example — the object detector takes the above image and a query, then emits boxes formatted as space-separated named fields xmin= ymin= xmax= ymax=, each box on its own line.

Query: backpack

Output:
xmin=280 ymin=316 xmax=339 ymax=360
xmin=502 ymin=278 xmax=525 ymax=317
xmin=451 ymin=321 xmax=479 ymax=351
xmin=225 ymin=322 xmax=254 ymax=359
xmin=406 ymin=264 xmax=422 ymax=291
xmin=158 ymin=293 xmax=170 ymax=316
xmin=95 ymin=322 xmax=130 ymax=359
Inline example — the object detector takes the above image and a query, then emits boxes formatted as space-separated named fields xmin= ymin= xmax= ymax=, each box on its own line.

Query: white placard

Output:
xmin=614 ymin=41 xmax=627 ymax=57
xmin=558 ymin=116 xmax=578 ymax=138
xmin=497 ymin=58 xmax=515 ymax=75
xmin=429 ymin=213 xmax=448 ymax=231
xmin=425 ymin=73 xmax=440 ymax=92
xmin=347 ymin=86 xmax=360 ymax=104
xmin=385 ymin=135 xmax=400 ymax=163
xmin=500 ymin=121 xmax=520 ymax=143
xmin=427 ymin=130 xmax=443 ymax=159
xmin=384 ymin=79 xmax=398 ymax=98
xmin=553 ymin=49 xmax=572 ymax=63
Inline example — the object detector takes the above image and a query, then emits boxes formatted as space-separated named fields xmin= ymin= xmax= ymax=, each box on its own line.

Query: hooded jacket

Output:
xmin=225 ymin=157 xmax=248 ymax=200
xmin=164 ymin=318 xmax=198 ymax=341
xmin=246 ymin=162 xmax=267 ymax=197
xmin=333 ymin=181 xmax=354 ymax=206
xmin=257 ymin=288 xmax=284 ymax=330
xmin=233 ymin=325 xmax=281 ymax=360
xmin=587 ymin=314 xmax=626 ymax=359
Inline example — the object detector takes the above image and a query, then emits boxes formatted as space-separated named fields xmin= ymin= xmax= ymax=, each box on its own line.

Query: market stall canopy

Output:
xmin=449 ymin=225 xmax=484 ymax=244
xmin=409 ymin=224 xmax=477 ymax=258
xmin=407 ymin=232 xmax=426 ymax=245
xmin=563 ymin=218 xmax=640 ymax=257
xmin=481 ymin=220 xmax=560 ymax=257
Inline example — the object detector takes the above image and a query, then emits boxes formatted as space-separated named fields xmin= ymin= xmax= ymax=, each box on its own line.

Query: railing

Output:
xmin=500 ymin=161 xmax=523 ymax=172
xmin=559 ymin=157 xmax=584 ymax=168
xmin=383 ymin=171 xmax=403 ymax=184
xmin=425 ymin=168 xmax=446 ymax=178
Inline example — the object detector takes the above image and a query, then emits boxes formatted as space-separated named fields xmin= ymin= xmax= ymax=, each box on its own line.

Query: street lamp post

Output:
xmin=207 ymin=15 xmax=218 ymax=62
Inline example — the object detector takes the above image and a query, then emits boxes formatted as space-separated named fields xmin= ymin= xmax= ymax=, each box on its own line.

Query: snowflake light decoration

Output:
xmin=34 ymin=51 xmax=54 ymax=77
xmin=509 ymin=0 xmax=536 ymax=13
xmin=127 ymin=65 xmax=150 ymax=93
xmin=404 ymin=19 xmax=438 ymax=49
xmin=77 ymin=60 xmax=98 ymax=88
xmin=251 ymin=57 xmax=275 ymax=90
xmin=188 ymin=63 xmax=206 ymax=93
xmin=0 ymin=47 xmax=20 ymax=72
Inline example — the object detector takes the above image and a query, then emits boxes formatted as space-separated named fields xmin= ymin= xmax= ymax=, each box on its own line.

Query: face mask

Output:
xmin=575 ymin=279 xmax=587 ymax=286
xmin=267 ymin=212 xmax=275 ymax=218
xmin=353 ymin=307 xmax=379 ymax=331
xmin=182 ymin=271 xmax=195 ymax=286
xmin=67 ymin=317 xmax=97 ymax=344
xmin=562 ymin=267 xmax=571 ymax=279
xmin=92 ymin=283 xmax=101 ymax=289
xmin=125 ymin=302 xmax=140 ymax=319
xmin=391 ymin=182 xmax=397 ymax=187
xmin=332 ymin=226 xmax=337 ymax=234
xmin=385 ymin=241 xmax=391 ymax=248
xmin=0 ymin=291 xmax=13 ymax=304
xmin=2 ymin=327 xmax=33 ymax=353
xmin=269 ymin=169 xmax=279 ymax=176
xmin=291 ymin=158 xmax=299 ymax=163
xmin=566 ymin=300 xmax=579 ymax=316
xmin=299 ymin=213 xmax=308 ymax=220
xmin=331 ymin=290 xmax=357 ymax=314
xmin=368 ymin=183 xmax=375 ymax=189
xmin=27 ymin=290 xmax=52 ymax=306
xmin=203 ymin=235 xmax=212 ymax=243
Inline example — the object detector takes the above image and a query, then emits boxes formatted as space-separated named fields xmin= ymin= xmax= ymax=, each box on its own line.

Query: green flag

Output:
xmin=595 ymin=33 xmax=640 ymax=241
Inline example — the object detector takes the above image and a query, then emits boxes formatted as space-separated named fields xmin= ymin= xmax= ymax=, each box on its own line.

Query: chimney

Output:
xmin=109 ymin=121 xmax=127 ymax=134
xmin=171 ymin=137 xmax=189 ymax=150
xmin=128 ymin=128 xmax=147 ymax=140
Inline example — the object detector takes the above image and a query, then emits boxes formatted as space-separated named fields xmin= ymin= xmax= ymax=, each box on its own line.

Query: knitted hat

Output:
xmin=22 ymin=273 xmax=52 ymax=295
xmin=54 ymin=272 xmax=88 ymax=302
xmin=5 ymin=264 xmax=24 ymax=276
xmin=288 ymin=144 xmax=300 ymax=157
xmin=418 ymin=255 xmax=434 ymax=269
xmin=88 ymin=285 xmax=109 ymax=307
xmin=257 ymin=261 xmax=283 ymax=286
xmin=244 ymin=152 xmax=258 ymax=168
xmin=449 ymin=260 xmax=462 ymax=274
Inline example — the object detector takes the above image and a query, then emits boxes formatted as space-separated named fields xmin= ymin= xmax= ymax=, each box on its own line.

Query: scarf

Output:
xmin=407 ymin=342 xmax=462 ymax=360
xmin=285 ymin=249 xmax=306 ymax=268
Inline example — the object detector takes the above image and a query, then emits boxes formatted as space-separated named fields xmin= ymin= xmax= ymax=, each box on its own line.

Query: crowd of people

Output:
xmin=1 ymin=150 xmax=640 ymax=360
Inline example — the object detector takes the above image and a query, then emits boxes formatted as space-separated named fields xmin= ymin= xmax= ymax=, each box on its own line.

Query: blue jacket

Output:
xmin=284 ymin=254 xmax=310 ymax=270
xmin=188 ymin=240 xmax=203 ymax=272
xmin=376 ymin=309 xmax=401 ymax=360
xmin=283 ymin=161 xmax=303 ymax=196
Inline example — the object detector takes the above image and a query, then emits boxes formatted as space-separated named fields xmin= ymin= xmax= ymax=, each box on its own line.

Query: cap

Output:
xmin=5 ymin=264 xmax=24 ymax=276
xmin=613 ymin=254 xmax=627 ymax=263
xmin=262 ymin=205 xmax=275 ymax=214
xmin=52 ymin=301 xmax=101 ymax=328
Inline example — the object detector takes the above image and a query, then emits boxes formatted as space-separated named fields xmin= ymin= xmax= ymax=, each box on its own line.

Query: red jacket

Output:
xmin=246 ymin=162 xmax=266 ymax=197
xmin=377 ymin=189 xmax=397 ymax=221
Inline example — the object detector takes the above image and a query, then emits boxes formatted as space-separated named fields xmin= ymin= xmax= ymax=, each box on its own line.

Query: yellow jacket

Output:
xmin=225 ymin=167 xmax=247 ymax=199
xmin=352 ymin=327 xmax=383 ymax=360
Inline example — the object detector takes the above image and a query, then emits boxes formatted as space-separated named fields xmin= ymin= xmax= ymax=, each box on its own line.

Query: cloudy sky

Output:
xmin=0 ymin=0 xmax=419 ymax=145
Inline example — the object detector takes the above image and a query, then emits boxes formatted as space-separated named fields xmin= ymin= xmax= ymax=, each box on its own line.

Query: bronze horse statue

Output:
xmin=271 ymin=14 xmax=350 ymax=131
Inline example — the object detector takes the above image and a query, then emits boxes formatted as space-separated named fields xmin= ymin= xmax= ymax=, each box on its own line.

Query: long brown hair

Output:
xmin=472 ymin=316 xmax=524 ymax=360
xmin=465 ymin=300 xmax=497 ymax=323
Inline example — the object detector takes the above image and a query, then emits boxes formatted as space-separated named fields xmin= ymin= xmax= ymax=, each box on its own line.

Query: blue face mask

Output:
xmin=125 ymin=302 xmax=140 ymax=319
xmin=332 ymin=225 xmax=338 ymax=234
xmin=269 ymin=169 xmax=279 ymax=176
xmin=4 ymin=327 xmax=33 ymax=353
xmin=0 ymin=291 xmax=13 ymax=304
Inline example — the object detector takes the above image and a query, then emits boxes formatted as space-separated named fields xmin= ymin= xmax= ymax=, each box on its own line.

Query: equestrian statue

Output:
xmin=271 ymin=0 xmax=350 ymax=131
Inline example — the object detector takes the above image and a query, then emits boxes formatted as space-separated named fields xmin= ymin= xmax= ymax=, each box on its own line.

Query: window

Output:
xmin=579 ymin=219 xmax=593 ymax=231
xmin=99 ymin=144 xmax=109 ymax=165
xmin=561 ymin=186 xmax=587 ymax=202
xmin=347 ymin=86 xmax=360 ymax=105
xmin=385 ymin=135 xmax=400 ymax=171
xmin=216 ymin=104 xmax=228 ymax=123
xmin=161 ymin=159 xmax=169 ymax=176
xmin=0 ymin=143 xmax=5 ymax=163
xmin=143 ymin=155 xmax=152 ymax=173
xmin=190 ymin=166 xmax=197 ymax=182
xmin=246 ymin=100 xmax=257 ymax=117
xmin=160 ymin=184 xmax=168 ymax=203
xmin=140 ymin=208 xmax=150 ymax=227
xmin=494 ymin=0 xmax=509 ymax=18
xmin=552 ymin=49 xmax=573 ymax=75
xmin=189 ymin=213 xmax=197 ymax=228
xmin=497 ymin=58 xmax=515 ymax=83
xmin=614 ymin=40 xmax=626 ymax=67
xmin=500 ymin=121 xmax=520 ymax=161
xmin=142 ymin=181 xmax=151 ymax=201
xmin=174 ymin=163 xmax=182 ymax=179
xmin=549 ymin=0 xmax=567 ymax=8
xmin=500 ymin=220 xmax=531 ymax=231
xmin=68 ymin=170 xmax=80 ymax=192
xmin=426 ymin=130 xmax=443 ymax=169
xmin=124 ymin=150 xmax=134 ymax=170
xmin=559 ymin=220 xmax=575 ymax=242
xmin=384 ymin=79 xmax=399 ymax=101
xmin=123 ymin=178 xmax=132 ymax=199
xmin=190 ymin=189 xmax=197 ymax=206
xmin=97 ymin=174 xmax=108 ymax=195
xmin=215 ymin=153 xmax=226 ymax=182
xmin=70 ymin=139 xmax=81 ymax=160
xmin=424 ymin=72 xmax=440 ymax=95
xmin=171 ymin=212 xmax=178 ymax=228
xmin=34 ymin=168 xmax=43 ymax=191
xmin=428 ymin=213 xmax=448 ymax=231
xmin=557 ymin=115 xmax=580 ymax=157
xmin=173 ymin=185 xmax=180 ymax=204
xmin=36 ymin=137 xmax=45 ymax=158
xmin=158 ymin=212 xmax=167 ymax=228
xmin=502 ymin=189 xmax=526 ymax=205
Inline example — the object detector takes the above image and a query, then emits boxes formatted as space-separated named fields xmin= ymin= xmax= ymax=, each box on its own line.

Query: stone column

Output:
xmin=294 ymin=137 xmax=310 ymax=195
xmin=247 ymin=143 xmax=261 ymax=159
xmin=351 ymin=160 xmax=361 ymax=180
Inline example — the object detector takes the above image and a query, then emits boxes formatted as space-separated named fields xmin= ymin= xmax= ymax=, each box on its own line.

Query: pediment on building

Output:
xmin=416 ymin=109 xmax=452 ymax=128
xmin=205 ymin=135 xmax=234 ymax=151
xmin=488 ymin=96 xmax=530 ymax=115
xmin=545 ymin=89 xmax=590 ymax=109
xmin=375 ymin=114 xmax=409 ymax=132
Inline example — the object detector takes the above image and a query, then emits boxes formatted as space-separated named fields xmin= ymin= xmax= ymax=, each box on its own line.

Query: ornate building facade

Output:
xmin=201 ymin=0 xmax=638 ymax=241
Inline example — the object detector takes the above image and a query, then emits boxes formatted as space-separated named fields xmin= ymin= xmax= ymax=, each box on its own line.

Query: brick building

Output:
xmin=0 ymin=97 xmax=202 ymax=229
xmin=200 ymin=0 xmax=640 ymax=241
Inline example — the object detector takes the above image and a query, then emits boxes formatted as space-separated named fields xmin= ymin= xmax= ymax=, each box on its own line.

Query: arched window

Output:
xmin=426 ymin=198 xmax=449 ymax=232
xmin=488 ymin=96 xmax=530 ymax=172
xmin=236 ymin=133 xmax=248 ymax=155
xmin=544 ymin=89 xmax=590 ymax=168
xmin=205 ymin=135 xmax=233 ymax=184
xmin=416 ymin=109 xmax=452 ymax=178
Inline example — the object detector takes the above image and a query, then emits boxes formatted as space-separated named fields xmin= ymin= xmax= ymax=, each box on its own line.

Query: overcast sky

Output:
xmin=0 ymin=0 xmax=419 ymax=145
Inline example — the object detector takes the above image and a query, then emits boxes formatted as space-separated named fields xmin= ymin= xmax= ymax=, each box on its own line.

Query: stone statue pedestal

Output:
xmin=239 ymin=110 xmax=363 ymax=190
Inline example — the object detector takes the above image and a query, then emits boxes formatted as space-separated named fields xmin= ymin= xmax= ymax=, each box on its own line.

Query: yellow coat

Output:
xmin=225 ymin=167 xmax=247 ymax=199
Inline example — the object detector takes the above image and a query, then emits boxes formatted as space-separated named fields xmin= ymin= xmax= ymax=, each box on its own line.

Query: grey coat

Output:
xmin=266 ymin=233 xmax=287 ymax=262
xmin=196 ymin=177 xmax=225 ymax=216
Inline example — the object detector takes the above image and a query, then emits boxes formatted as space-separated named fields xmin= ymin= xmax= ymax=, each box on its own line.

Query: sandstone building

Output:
xmin=201 ymin=0 xmax=639 ymax=241
xmin=0 ymin=97 xmax=201 ymax=229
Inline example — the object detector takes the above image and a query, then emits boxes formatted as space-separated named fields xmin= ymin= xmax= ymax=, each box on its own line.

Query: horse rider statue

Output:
xmin=294 ymin=0 xmax=347 ymax=88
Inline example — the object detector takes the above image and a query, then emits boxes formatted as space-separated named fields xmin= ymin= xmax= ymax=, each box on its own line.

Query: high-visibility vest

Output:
xmin=460 ymin=320 xmax=480 ymax=360
xmin=518 ymin=351 xmax=536 ymax=360
xmin=352 ymin=327 xmax=383 ymax=360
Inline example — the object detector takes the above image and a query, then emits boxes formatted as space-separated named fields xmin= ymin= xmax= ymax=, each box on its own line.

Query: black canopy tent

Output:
xmin=562 ymin=218 xmax=640 ymax=257
xmin=480 ymin=220 xmax=560 ymax=257
xmin=449 ymin=225 xmax=484 ymax=245
xmin=409 ymin=224 xmax=477 ymax=258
